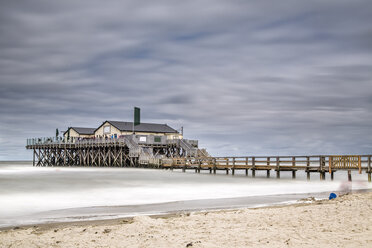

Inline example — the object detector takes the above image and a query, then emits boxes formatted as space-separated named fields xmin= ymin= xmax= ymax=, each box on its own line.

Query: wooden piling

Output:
xmin=331 ymin=171 xmax=334 ymax=180
xmin=276 ymin=157 xmax=280 ymax=178
xmin=245 ymin=169 xmax=248 ymax=176
xmin=368 ymin=156 xmax=371 ymax=182
xmin=252 ymin=169 xmax=256 ymax=178
xmin=120 ymin=148 xmax=123 ymax=167
xmin=320 ymin=156 xmax=326 ymax=180
xmin=33 ymin=148 xmax=35 ymax=167
xmin=348 ymin=170 xmax=352 ymax=181
xmin=252 ymin=156 xmax=256 ymax=173
xmin=292 ymin=170 xmax=296 ymax=179
xmin=232 ymin=158 xmax=235 ymax=175
xmin=306 ymin=156 xmax=310 ymax=180
xmin=266 ymin=170 xmax=270 ymax=178
xmin=63 ymin=147 xmax=66 ymax=166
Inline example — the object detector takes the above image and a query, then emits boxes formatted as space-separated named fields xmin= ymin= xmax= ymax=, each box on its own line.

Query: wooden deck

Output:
xmin=163 ymin=155 xmax=372 ymax=182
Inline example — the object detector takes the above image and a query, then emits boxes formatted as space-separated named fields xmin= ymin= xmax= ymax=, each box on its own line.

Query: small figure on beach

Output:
xmin=339 ymin=181 xmax=352 ymax=194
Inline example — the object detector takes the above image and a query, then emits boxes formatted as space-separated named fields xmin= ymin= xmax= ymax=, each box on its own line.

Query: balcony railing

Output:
xmin=26 ymin=135 xmax=184 ymax=146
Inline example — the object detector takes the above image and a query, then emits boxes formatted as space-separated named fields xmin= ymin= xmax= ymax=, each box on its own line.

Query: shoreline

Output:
xmin=0 ymin=190 xmax=339 ymax=231
xmin=1 ymin=191 xmax=371 ymax=247
xmin=0 ymin=190 xmax=368 ymax=230
xmin=1 ymin=189 xmax=371 ymax=231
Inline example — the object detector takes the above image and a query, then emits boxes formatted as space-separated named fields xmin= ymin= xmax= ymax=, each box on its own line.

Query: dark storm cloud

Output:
xmin=1 ymin=0 xmax=372 ymax=159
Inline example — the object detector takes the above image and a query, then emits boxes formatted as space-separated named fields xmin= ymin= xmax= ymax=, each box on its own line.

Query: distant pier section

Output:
xmin=26 ymin=120 xmax=371 ymax=182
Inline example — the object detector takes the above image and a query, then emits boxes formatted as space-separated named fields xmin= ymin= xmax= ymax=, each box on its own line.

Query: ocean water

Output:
xmin=0 ymin=161 xmax=371 ymax=228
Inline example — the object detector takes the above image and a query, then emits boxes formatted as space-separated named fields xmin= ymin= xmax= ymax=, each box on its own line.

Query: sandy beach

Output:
xmin=0 ymin=192 xmax=371 ymax=248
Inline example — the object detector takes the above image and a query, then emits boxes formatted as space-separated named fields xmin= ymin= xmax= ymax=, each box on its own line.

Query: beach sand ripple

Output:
xmin=1 ymin=192 xmax=371 ymax=248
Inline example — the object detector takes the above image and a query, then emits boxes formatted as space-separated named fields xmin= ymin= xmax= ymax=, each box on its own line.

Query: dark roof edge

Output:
xmin=94 ymin=120 xmax=110 ymax=133
xmin=63 ymin=127 xmax=96 ymax=135
xmin=93 ymin=120 xmax=125 ymax=133
xmin=94 ymin=120 xmax=178 ymax=133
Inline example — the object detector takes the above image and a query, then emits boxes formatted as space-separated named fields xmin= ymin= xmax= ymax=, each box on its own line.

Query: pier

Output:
xmin=26 ymin=136 xmax=372 ymax=182
xmin=168 ymin=155 xmax=371 ymax=182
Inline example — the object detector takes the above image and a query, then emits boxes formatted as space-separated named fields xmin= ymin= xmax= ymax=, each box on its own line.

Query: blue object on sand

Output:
xmin=329 ymin=192 xmax=337 ymax=200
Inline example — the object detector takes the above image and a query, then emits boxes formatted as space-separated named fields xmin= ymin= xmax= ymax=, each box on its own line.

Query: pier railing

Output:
xmin=168 ymin=155 xmax=372 ymax=169
xmin=26 ymin=137 xmax=128 ymax=146
xmin=166 ymin=155 xmax=372 ymax=181
xmin=26 ymin=136 xmax=178 ymax=147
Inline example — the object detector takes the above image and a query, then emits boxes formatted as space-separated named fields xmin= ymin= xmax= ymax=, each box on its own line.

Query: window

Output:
xmin=154 ymin=136 xmax=161 ymax=142
xmin=103 ymin=126 xmax=111 ymax=134
xmin=139 ymin=136 xmax=147 ymax=142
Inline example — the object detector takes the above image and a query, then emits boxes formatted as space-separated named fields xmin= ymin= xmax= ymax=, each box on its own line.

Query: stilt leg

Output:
xmin=348 ymin=170 xmax=352 ymax=181
xmin=292 ymin=171 xmax=296 ymax=179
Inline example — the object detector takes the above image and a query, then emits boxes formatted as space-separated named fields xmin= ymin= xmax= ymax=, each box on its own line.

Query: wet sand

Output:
xmin=1 ymin=192 xmax=371 ymax=248
xmin=0 ymin=191 xmax=333 ymax=229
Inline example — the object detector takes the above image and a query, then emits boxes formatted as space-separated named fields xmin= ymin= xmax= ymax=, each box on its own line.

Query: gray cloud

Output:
xmin=1 ymin=0 xmax=372 ymax=160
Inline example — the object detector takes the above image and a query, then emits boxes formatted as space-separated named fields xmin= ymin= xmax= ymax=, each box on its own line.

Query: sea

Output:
xmin=0 ymin=161 xmax=371 ymax=228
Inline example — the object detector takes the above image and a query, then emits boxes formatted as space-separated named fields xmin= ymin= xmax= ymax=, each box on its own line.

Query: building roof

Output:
xmin=100 ymin=120 xmax=178 ymax=133
xmin=64 ymin=127 xmax=96 ymax=135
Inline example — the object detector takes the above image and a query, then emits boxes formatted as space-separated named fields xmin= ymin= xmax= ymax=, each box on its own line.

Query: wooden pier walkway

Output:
xmin=164 ymin=155 xmax=372 ymax=182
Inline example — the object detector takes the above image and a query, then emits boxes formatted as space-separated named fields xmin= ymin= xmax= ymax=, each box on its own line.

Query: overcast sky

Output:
xmin=1 ymin=0 xmax=372 ymax=160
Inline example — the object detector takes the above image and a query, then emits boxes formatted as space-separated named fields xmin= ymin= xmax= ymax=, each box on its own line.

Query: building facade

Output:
xmin=63 ymin=121 xmax=182 ymax=140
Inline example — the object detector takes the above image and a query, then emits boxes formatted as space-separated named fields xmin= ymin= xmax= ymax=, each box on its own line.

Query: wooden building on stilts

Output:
xmin=27 ymin=120 xmax=207 ymax=168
